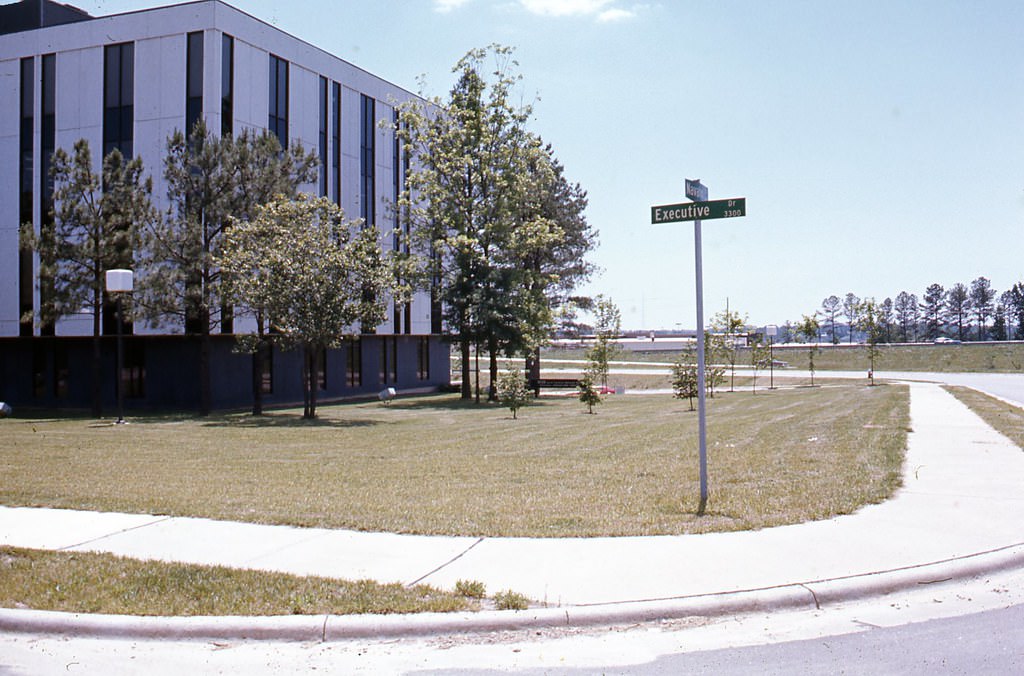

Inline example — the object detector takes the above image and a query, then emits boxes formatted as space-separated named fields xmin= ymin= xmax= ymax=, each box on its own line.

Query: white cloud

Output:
xmin=597 ymin=7 xmax=635 ymax=22
xmin=434 ymin=0 xmax=473 ymax=13
xmin=518 ymin=0 xmax=615 ymax=18
xmin=436 ymin=0 xmax=639 ymax=21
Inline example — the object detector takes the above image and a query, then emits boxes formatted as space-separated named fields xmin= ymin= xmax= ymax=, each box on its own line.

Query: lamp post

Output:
xmin=766 ymin=324 xmax=778 ymax=390
xmin=105 ymin=269 xmax=133 ymax=424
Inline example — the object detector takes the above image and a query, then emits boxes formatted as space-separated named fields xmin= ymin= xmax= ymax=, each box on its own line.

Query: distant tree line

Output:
xmin=806 ymin=277 xmax=1022 ymax=344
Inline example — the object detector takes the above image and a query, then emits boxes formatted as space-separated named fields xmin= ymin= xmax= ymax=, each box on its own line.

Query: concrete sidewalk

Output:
xmin=2 ymin=382 xmax=1024 ymax=640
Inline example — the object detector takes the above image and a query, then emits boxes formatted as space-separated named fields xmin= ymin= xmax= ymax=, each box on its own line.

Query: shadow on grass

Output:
xmin=337 ymin=393 xmax=563 ymax=413
xmin=6 ymin=392 xmax=564 ymax=428
xmin=68 ymin=412 xmax=385 ymax=429
xmin=200 ymin=415 xmax=382 ymax=429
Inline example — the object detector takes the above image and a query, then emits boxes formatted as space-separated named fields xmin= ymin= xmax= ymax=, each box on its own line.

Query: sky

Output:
xmin=71 ymin=0 xmax=1024 ymax=329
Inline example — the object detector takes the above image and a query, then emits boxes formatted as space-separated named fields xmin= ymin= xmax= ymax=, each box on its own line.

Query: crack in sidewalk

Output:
xmin=58 ymin=515 xmax=174 ymax=552
xmin=406 ymin=537 xmax=486 ymax=587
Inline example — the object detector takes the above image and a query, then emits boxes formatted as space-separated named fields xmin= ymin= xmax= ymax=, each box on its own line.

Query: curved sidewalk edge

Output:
xmin=4 ymin=542 xmax=1023 ymax=643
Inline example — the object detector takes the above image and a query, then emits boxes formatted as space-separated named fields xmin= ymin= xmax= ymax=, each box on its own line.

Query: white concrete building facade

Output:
xmin=0 ymin=0 xmax=447 ymax=411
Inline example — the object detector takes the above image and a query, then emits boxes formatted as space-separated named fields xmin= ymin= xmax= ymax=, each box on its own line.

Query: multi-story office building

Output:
xmin=0 ymin=0 xmax=448 ymax=411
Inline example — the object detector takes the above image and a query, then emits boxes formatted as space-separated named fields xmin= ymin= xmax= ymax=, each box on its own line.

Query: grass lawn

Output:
xmin=943 ymin=386 xmax=1024 ymax=450
xmin=782 ymin=342 xmax=1024 ymax=373
xmin=2 ymin=384 xmax=908 ymax=537
xmin=535 ymin=341 xmax=1024 ymax=374
xmin=0 ymin=546 xmax=475 ymax=617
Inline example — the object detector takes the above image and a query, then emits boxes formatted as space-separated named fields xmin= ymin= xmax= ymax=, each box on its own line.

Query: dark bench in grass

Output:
xmin=529 ymin=378 xmax=581 ymax=389
xmin=528 ymin=378 xmax=580 ymax=396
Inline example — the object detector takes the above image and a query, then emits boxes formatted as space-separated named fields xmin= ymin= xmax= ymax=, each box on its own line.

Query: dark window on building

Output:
xmin=38 ymin=53 xmax=56 ymax=336
xmin=360 ymin=94 xmax=375 ymax=225
xmin=346 ymin=338 xmax=362 ymax=388
xmin=430 ymin=249 xmax=443 ymax=335
xmin=19 ymin=57 xmax=34 ymax=337
xmin=259 ymin=343 xmax=273 ymax=394
xmin=121 ymin=339 xmax=145 ymax=399
xmin=417 ymin=337 xmax=430 ymax=381
xmin=392 ymin=109 xmax=414 ymax=334
xmin=268 ymin=54 xmax=288 ymax=149
xmin=54 ymin=341 xmax=69 ymax=399
xmin=103 ymin=42 xmax=134 ymax=158
xmin=219 ymin=35 xmax=235 ymax=329
xmin=392 ymin=108 xmax=401 ymax=241
xmin=318 ymin=76 xmax=328 ymax=196
xmin=331 ymin=81 xmax=340 ymax=204
xmin=220 ymin=304 xmax=233 ymax=334
xmin=392 ymin=109 xmax=401 ymax=333
xmin=390 ymin=338 xmax=398 ymax=383
xmin=32 ymin=342 xmax=45 ymax=398
xmin=40 ymin=54 xmax=55 ymax=201
xmin=186 ymin=31 xmax=203 ymax=137
xmin=101 ymin=45 xmax=135 ymax=336
xmin=380 ymin=336 xmax=397 ymax=385
xmin=221 ymin=33 xmax=233 ymax=136
xmin=99 ymin=44 xmax=135 ymax=337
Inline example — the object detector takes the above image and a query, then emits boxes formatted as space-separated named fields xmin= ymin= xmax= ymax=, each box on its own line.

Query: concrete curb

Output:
xmin=3 ymin=542 xmax=1023 ymax=642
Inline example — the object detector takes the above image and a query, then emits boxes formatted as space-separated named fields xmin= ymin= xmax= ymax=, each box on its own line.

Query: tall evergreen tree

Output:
xmin=894 ymin=291 xmax=918 ymax=342
xmin=24 ymin=139 xmax=156 ymax=417
xmin=842 ymin=293 xmax=860 ymax=343
xmin=969 ymin=276 xmax=996 ymax=341
xmin=821 ymin=295 xmax=840 ymax=344
xmin=135 ymin=121 xmax=316 ymax=414
xmin=879 ymin=297 xmax=894 ymax=343
xmin=396 ymin=45 xmax=594 ymax=400
xmin=945 ymin=283 xmax=970 ymax=341
xmin=991 ymin=302 xmax=1008 ymax=341
xmin=1004 ymin=283 xmax=1024 ymax=339
xmin=920 ymin=283 xmax=946 ymax=340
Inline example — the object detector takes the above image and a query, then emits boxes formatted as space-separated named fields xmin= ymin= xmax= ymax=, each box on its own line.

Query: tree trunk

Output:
xmin=251 ymin=343 xmax=264 ymax=416
xmin=91 ymin=333 xmax=103 ymax=418
xmin=460 ymin=336 xmax=472 ymax=400
xmin=526 ymin=346 xmax=540 ymax=398
xmin=487 ymin=337 xmax=498 ymax=402
xmin=474 ymin=343 xmax=480 ymax=404
xmin=251 ymin=316 xmax=266 ymax=416
xmin=308 ymin=347 xmax=319 ymax=419
xmin=301 ymin=346 xmax=312 ymax=419
xmin=91 ymin=298 xmax=102 ymax=417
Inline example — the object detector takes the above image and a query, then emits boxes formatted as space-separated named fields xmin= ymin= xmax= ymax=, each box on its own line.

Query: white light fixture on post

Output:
xmin=105 ymin=269 xmax=133 ymax=424
xmin=766 ymin=324 xmax=778 ymax=390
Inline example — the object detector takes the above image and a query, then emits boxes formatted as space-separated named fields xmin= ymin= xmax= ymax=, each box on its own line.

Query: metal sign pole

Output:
xmin=684 ymin=178 xmax=710 ymax=515
xmin=694 ymin=216 xmax=708 ymax=515
xmin=652 ymin=179 xmax=746 ymax=516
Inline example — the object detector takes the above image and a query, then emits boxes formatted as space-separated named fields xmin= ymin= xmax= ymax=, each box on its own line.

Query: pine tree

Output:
xmin=24 ymin=139 xmax=156 ymax=417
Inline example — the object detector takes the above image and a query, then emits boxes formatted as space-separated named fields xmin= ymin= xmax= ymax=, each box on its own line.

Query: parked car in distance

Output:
xmin=933 ymin=337 xmax=961 ymax=344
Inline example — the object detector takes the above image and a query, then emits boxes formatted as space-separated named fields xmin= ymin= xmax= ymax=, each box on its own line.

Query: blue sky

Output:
xmin=75 ymin=0 xmax=1024 ymax=329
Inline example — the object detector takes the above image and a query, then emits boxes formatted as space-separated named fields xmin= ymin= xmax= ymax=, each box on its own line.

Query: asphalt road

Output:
xmin=511 ymin=605 xmax=1024 ymax=675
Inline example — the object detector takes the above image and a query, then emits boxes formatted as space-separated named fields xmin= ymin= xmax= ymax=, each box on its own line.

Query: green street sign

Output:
xmin=651 ymin=197 xmax=746 ymax=224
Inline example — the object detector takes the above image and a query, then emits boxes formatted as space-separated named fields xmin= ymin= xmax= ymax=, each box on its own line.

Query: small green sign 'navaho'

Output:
xmin=651 ymin=198 xmax=746 ymax=224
